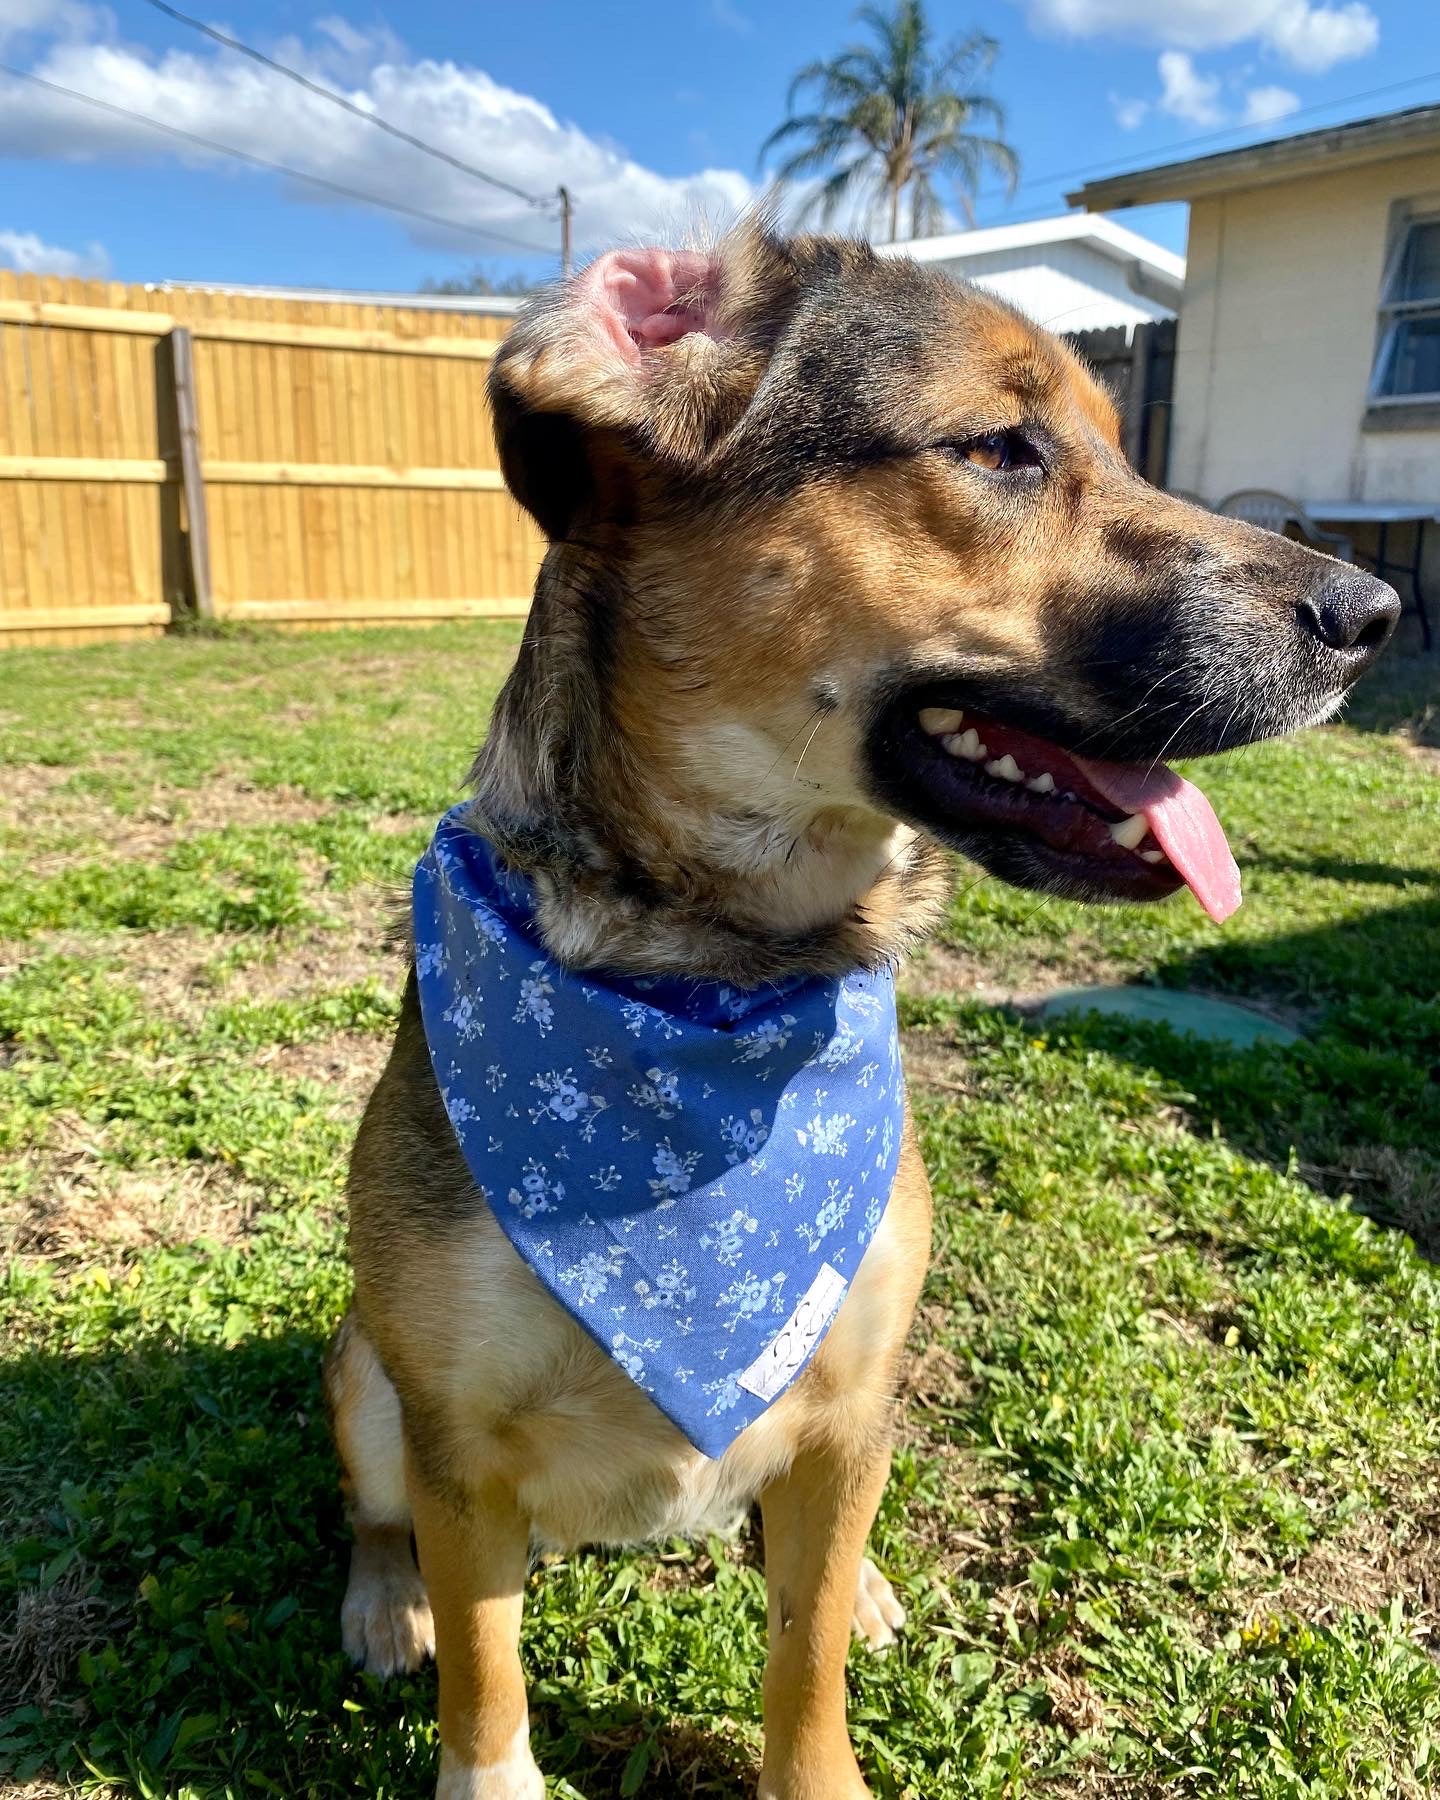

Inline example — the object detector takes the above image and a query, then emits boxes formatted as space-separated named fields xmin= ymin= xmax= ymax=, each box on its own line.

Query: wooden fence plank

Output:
xmin=190 ymin=317 xmax=501 ymax=358
xmin=0 ymin=300 xmax=173 ymax=336
xmin=221 ymin=597 xmax=531 ymax=622
xmin=0 ymin=456 xmax=170 ymax=481
xmin=0 ymin=602 xmax=172 ymax=632
xmin=200 ymin=461 xmax=507 ymax=489
xmin=0 ymin=300 xmax=502 ymax=359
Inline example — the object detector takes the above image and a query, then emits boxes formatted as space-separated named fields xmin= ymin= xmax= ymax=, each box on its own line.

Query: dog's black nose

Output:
xmin=1297 ymin=568 xmax=1400 ymax=666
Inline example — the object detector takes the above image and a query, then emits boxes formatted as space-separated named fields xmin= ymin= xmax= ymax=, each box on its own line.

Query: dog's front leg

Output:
xmin=758 ymin=1435 xmax=892 ymax=1800
xmin=408 ymin=1458 xmax=542 ymax=1800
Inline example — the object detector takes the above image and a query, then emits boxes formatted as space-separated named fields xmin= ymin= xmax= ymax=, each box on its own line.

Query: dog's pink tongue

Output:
xmin=1072 ymin=755 xmax=1243 ymax=923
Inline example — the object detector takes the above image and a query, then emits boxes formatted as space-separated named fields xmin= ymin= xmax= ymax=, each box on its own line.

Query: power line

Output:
xmin=139 ymin=0 xmax=554 ymax=211
xmin=0 ymin=62 xmax=560 ymax=257
xmin=973 ymin=66 xmax=1440 ymax=224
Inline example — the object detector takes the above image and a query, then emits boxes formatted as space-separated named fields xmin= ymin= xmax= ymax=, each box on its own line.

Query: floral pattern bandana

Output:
xmin=413 ymin=805 xmax=906 ymax=1458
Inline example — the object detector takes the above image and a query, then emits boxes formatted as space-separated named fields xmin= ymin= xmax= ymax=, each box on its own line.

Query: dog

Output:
xmin=323 ymin=222 xmax=1397 ymax=1800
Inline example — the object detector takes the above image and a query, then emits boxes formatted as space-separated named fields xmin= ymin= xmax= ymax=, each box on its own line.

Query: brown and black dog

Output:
xmin=324 ymin=224 xmax=1396 ymax=1799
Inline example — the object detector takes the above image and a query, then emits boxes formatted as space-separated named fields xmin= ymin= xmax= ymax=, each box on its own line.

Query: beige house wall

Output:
xmin=1169 ymin=147 xmax=1440 ymax=507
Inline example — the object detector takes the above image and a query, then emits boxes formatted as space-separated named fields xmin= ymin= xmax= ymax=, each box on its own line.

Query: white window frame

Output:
xmin=1368 ymin=206 xmax=1440 ymax=408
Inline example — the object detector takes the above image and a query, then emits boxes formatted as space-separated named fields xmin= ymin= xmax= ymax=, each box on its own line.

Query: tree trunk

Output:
xmin=888 ymin=182 xmax=900 ymax=241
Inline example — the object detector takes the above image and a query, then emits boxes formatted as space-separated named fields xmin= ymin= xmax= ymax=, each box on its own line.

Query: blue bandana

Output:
xmin=412 ymin=806 xmax=906 ymax=1458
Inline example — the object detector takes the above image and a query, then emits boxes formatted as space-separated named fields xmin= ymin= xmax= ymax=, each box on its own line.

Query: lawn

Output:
xmin=1 ymin=620 xmax=1438 ymax=1800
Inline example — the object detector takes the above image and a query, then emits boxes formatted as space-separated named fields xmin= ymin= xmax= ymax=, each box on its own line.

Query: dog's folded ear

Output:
xmin=489 ymin=226 xmax=794 ymax=539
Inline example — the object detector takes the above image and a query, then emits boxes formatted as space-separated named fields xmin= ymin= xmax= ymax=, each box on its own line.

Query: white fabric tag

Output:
xmin=736 ymin=1263 xmax=849 ymax=1402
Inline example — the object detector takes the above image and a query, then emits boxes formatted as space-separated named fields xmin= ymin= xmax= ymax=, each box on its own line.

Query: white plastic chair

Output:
xmin=1215 ymin=489 xmax=1354 ymax=562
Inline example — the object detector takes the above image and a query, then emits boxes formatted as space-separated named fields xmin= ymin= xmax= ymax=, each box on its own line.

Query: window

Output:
xmin=1371 ymin=215 xmax=1440 ymax=402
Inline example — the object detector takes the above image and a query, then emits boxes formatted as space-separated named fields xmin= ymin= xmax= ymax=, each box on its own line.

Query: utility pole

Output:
xmin=558 ymin=185 xmax=573 ymax=278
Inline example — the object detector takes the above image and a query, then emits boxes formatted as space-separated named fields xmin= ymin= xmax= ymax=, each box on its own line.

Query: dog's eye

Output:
xmin=950 ymin=430 xmax=1041 ymax=474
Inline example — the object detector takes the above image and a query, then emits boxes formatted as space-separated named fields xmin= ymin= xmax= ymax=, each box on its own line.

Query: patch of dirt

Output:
xmin=0 ymin=1558 xmax=121 ymax=1710
xmin=1 ymin=753 xmax=143 ymax=834
xmin=901 ymin=935 xmax=1134 ymax=1007
xmin=0 ymin=763 xmax=76 ymax=818
xmin=258 ymin=1029 xmax=389 ymax=1110
xmin=2 ymin=1118 xmax=262 ymax=1262
xmin=215 ymin=897 xmax=403 ymax=1009
xmin=1272 ymin=1496 xmax=1440 ymax=1647
xmin=570 ymin=1717 xmax=760 ymax=1800
xmin=366 ymin=810 xmax=429 ymax=838
xmin=1041 ymin=1658 xmax=1110 ymax=1736
xmin=1036 ymin=1769 xmax=1158 ymax=1797
xmin=12 ymin=773 xmax=337 ymax=878
xmin=1403 ymin=739 xmax=1440 ymax=774
xmin=0 ymin=892 xmax=403 ymax=1028
xmin=899 ymin=1303 xmax=975 ymax=1410
xmin=1324 ymin=1144 xmax=1440 ymax=1261
xmin=0 ymin=1786 xmax=119 ymax=1799
xmin=899 ymin=1026 xmax=984 ymax=1104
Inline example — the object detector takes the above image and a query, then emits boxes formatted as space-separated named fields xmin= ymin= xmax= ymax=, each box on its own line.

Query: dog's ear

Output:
xmin=489 ymin=232 xmax=792 ymax=538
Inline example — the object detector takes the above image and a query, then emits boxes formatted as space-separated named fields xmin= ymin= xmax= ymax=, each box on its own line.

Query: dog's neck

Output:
xmin=470 ymin=756 xmax=949 ymax=987
xmin=468 ymin=549 xmax=950 ymax=986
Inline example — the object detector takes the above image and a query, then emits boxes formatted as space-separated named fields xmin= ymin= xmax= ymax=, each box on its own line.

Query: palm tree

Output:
xmin=762 ymin=0 xmax=1019 ymax=243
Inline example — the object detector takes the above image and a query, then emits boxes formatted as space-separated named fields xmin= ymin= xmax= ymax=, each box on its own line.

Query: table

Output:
xmin=1308 ymin=502 xmax=1435 ymax=651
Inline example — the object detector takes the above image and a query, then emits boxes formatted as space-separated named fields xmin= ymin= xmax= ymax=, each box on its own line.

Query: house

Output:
xmin=1070 ymin=103 xmax=1440 ymax=645
xmin=873 ymin=212 xmax=1184 ymax=335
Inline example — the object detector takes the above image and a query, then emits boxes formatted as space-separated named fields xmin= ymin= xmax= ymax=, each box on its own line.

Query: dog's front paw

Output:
xmin=758 ymin=1755 xmax=872 ymax=1800
xmin=436 ymin=1737 xmax=546 ymax=1799
xmin=342 ymin=1558 xmax=435 ymax=1678
xmin=851 ymin=1556 xmax=905 ymax=1651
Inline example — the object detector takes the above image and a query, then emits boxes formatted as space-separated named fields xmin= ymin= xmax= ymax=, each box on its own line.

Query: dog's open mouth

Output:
xmin=874 ymin=701 xmax=1243 ymax=921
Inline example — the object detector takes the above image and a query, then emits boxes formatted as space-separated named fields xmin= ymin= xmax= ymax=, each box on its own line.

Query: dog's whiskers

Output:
xmin=761 ymin=708 xmax=825 ymax=787
xmin=791 ymin=712 xmax=827 ymax=784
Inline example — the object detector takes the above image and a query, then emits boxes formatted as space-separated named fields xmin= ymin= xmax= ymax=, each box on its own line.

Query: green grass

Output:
xmin=1 ymin=623 xmax=1438 ymax=1798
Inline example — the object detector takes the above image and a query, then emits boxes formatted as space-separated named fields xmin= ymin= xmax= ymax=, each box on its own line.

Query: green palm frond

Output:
xmin=760 ymin=0 xmax=1020 ymax=241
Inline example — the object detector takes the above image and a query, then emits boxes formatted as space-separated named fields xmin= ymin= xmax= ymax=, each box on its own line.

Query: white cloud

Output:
xmin=708 ymin=0 xmax=754 ymax=35
xmin=1243 ymin=83 xmax=1301 ymax=124
xmin=1109 ymin=91 xmax=1150 ymax=130
xmin=0 ymin=226 xmax=108 ymax=274
xmin=1263 ymin=0 xmax=1376 ymax=73
xmin=0 ymin=16 xmax=755 ymax=262
xmin=1017 ymin=0 xmax=1378 ymax=73
xmin=1157 ymin=50 xmax=1224 ymax=125
xmin=0 ymin=0 xmax=102 ymax=49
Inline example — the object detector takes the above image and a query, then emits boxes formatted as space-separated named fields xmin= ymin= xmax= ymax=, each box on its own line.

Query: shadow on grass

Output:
xmin=1339 ymin=638 xmax=1438 ymax=748
xmin=0 ymin=1331 xmax=756 ymax=1800
xmin=1248 ymin=853 xmax=1440 ymax=890
xmin=1030 ymin=886 xmax=1440 ymax=1260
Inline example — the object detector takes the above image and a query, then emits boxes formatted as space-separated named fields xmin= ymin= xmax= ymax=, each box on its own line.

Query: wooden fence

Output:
xmin=0 ymin=273 xmax=544 ymax=648
xmin=1067 ymin=319 xmax=1177 ymax=489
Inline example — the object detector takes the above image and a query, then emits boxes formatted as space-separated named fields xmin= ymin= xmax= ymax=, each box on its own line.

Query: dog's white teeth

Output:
xmin=1108 ymin=813 xmax=1149 ymax=850
xmin=986 ymin=754 xmax=1023 ymax=783
xmin=919 ymin=706 xmax=964 ymax=737
xmin=945 ymin=728 xmax=988 ymax=762
xmin=1139 ymin=848 xmax=1166 ymax=865
xmin=1026 ymin=771 xmax=1056 ymax=795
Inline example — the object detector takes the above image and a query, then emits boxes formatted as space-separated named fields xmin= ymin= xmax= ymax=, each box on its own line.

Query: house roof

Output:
xmin=873 ymin=211 xmax=1185 ymax=300
xmin=1069 ymin=102 xmax=1440 ymax=212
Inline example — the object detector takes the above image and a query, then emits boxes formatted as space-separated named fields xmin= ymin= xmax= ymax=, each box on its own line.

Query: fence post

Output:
xmin=168 ymin=326 xmax=213 ymax=622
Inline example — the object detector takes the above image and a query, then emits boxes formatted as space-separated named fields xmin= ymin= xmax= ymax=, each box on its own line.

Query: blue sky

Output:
xmin=1 ymin=0 xmax=1437 ymax=291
